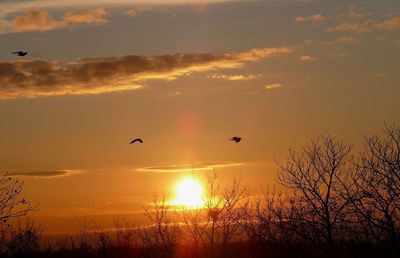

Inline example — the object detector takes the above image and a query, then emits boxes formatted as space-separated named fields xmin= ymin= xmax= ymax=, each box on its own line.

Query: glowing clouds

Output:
xmin=13 ymin=9 xmax=60 ymax=32
xmin=295 ymin=14 xmax=326 ymax=23
xmin=11 ymin=8 xmax=108 ymax=33
xmin=63 ymin=8 xmax=108 ymax=25
xmin=0 ymin=47 xmax=292 ymax=99
xmin=300 ymin=55 xmax=317 ymax=62
xmin=265 ymin=83 xmax=283 ymax=90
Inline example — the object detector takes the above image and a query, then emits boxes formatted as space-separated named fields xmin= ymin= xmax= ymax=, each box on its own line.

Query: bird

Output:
xmin=130 ymin=138 xmax=143 ymax=144
xmin=12 ymin=51 xmax=28 ymax=56
xmin=229 ymin=137 xmax=242 ymax=143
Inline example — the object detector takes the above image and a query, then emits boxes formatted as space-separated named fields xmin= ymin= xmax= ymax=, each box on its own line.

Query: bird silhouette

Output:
xmin=130 ymin=138 xmax=143 ymax=144
xmin=12 ymin=51 xmax=28 ymax=56
xmin=230 ymin=137 xmax=242 ymax=143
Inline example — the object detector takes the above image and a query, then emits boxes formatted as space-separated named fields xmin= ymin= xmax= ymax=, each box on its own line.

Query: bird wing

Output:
xmin=130 ymin=138 xmax=143 ymax=143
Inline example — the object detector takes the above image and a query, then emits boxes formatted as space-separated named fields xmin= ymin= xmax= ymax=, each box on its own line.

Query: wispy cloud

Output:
xmin=124 ymin=6 xmax=152 ymax=17
xmin=8 ymin=170 xmax=81 ymax=178
xmin=337 ymin=11 xmax=364 ymax=19
xmin=299 ymin=55 xmax=317 ymax=62
xmin=336 ymin=36 xmax=355 ymax=44
xmin=136 ymin=162 xmax=243 ymax=173
xmin=374 ymin=17 xmax=400 ymax=31
xmin=264 ymin=83 xmax=283 ymax=90
xmin=372 ymin=72 xmax=388 ymax=78
xmin=0 ymin=47 xmax=291 ymax=99
xmin=325 ymin=17 xmax=400 ymax=34
xmin=295 ymin=14 xmax=326 ymax=23
xmin=324 ymin=21 xmax=372 ymax=33
xmin=209 ymin=73 xmax=260 ymax=81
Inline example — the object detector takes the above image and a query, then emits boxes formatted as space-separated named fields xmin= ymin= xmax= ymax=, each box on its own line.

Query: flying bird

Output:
xmin=12 ymin=51 xmax=28 ymax=56
xmin=130 ymin=138 xmax=143 ymax=144
xmin=230 ymin=137 xmax=242 ymax=143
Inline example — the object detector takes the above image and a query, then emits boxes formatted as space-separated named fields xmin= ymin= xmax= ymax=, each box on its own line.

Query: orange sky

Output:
xmin=0 ymin=0 xmax=399 ymax=233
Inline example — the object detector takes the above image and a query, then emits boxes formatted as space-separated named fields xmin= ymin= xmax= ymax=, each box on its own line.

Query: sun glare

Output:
xmin=174 ymin=178 xmax=204 ymax=208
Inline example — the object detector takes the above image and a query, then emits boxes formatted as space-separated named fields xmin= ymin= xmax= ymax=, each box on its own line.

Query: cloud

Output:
xmin=264 ymin=83 xmax=283 ymax=90
xmin=124 ymin=6 xmax=151 ymax=17
xmin=5 ymin=8 xmax=108 ymax=33
xmin=13 ymin=9 xmax=61 ymax=32
xmin=374 ymin=17 xmax=400 ymax=31
xmin=0 ymin=47 xmax=291 ymax=99
xmin=325 ymin=18 xmax=400 ymax=34
xmin=136 ymin=162 xmax=243 ymax=173
xmin=0 ymin=0 xmax=237 ymax=32
xmin=347 ymin=12 xmax=364 ymax=19
xmin=295 ymin=14 xmax=326 ymax=23
xmin=63 ymin=8 xmax=108 ymax=25
xmin=372 ymin=72 xmax=387 ymax=78
xmin=299 ymin=55 xmax=317 ymax=62
xmin=209 ymin=74 xmax=260 ymax=81
xmin=324 ymin=21 xmax=372 ymax=33
xmin=168 ymin=91 xmax=181 ymax=96
xmin=7 ymin=170 xmax=81 ymax=178
xmin=337 ymin=11 xmax=364 ymax=19
xmin=336 ymin=36 xmax=355 ymax=44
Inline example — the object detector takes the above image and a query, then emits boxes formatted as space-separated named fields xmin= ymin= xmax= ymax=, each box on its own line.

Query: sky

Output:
xmin=0 ymin=0 xmax=399 ymax=233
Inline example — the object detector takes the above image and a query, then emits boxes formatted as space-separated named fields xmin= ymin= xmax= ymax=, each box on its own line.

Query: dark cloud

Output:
xmin=0 ymin=47 xmax=291 ymax=99
xmin=7 ymin=170 xmax=81 ymax=178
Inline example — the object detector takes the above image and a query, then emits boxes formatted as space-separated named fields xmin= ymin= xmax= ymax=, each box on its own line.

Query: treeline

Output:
xmin=0 ymin=123 xmax=399 ymax=258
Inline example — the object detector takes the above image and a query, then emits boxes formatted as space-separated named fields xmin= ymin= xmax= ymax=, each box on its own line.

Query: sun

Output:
xmin=174 ymin=178 xmax=204 ymax=208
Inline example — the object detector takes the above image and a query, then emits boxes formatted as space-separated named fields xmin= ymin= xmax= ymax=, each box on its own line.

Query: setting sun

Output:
xmin=174 ymin=178 xmax=205 ymax=208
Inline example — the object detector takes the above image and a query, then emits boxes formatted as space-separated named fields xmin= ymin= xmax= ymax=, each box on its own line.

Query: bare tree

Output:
xmin=140 ymin=194 xmax=180 ymax=257
xmin=0 ymin=174 xmax=37 ymax=229
xmin=179 ymin=207 xmax=207 ymax=258
xmin=346 ymin=123 xmax=400 ymax=246
xmin=113 ymin=218 xmax=137 ymax=249
xmin=193 ymin=171 xmax=248 ymax=256
xmin=244 ymin=189 xmax=296 ymax=243
xmin=219 ymin=177 xmax=247 ymax=250
xmin=277 ymin=136 xmax=353 ymax=247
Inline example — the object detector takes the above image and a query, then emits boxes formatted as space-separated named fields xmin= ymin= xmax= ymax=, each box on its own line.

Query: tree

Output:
xmin=140 ymin=194 xmax=180 ymax=258
xmin=277 ymin=136 xmax=353 ymax=247
xmin=244 ymin=189 xmax=296 ymax=243
xmin=346 ymin=123 xmax=400 ymax=246
xmin=0 ymin=174 xmax=37 ymax=231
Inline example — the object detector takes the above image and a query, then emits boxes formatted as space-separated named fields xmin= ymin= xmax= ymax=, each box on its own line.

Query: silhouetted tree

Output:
xmin=219 ymin=178 xmax=247 ymax=250
xmin=179 ymin=207 xmax=207 ymax=258
xmin=7 ymin=220 xmax=41 ymax=257
xmin=345 ymin=123 xmax=400 ymax=247
xmin=140 ymin=195 xmax=180 ymax=258
xmin=277 ymin=136 xmax=353 ymax=248
xmin=244 ymin=189 xmax=296 ymax=243
xmin=113 ymin=218 xmax=137 ymax=250
xmin=0 ymin=174 xmax=37 ymax=230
